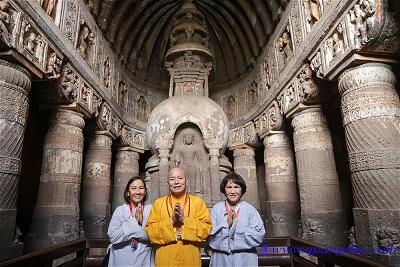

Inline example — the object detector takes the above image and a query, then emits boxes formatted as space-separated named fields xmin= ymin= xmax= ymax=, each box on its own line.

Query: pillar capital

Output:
xmin=50 ymin=109 xmax=85 ymax=129
xmin=263 ymin=131 xmax=290 ymax=148
xmin=0 ymin=59 xmax=31 ymax=90
xmin=338 ymin=63 xmax=396 ymax=96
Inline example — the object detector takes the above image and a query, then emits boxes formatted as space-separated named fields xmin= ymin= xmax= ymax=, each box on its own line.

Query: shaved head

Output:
xmin=168 ymin=167 xmax=188 ymax=197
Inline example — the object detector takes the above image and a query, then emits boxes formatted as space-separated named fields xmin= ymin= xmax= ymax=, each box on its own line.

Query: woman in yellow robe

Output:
xmin=145 ymin=167 xmax=212 ymax=267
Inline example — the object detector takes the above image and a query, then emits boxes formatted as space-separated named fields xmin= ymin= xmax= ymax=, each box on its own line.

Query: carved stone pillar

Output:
xmin=81 ymin=132 xmax=113 ymax=238
xmin=291 ymin=107 xmax=347 ymax=245
xmin=158 ymin=148 xmax=170 ymax=197
xmin=112 ymin=147 xmax=139 ymax=211
xmin=264 ymin=131 xmax=300 ymax=236
xmin=26 ymin=109 xmax=85 ymax=251
xmin=209 ymin=148 xmax=221 ymax=206
xmin=0 ymin=60 xmax=31 ymax=259
xmin=338 ymin=63 xmax=400 ymax=253
xmin=233 ymin=147 xmax=260 ymax=210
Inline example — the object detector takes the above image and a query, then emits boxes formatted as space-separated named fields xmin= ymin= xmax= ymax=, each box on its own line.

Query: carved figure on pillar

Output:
xmin=298 ymin=64 xmax=319 ymax=105
xmin=227 ymin=95 xmax=236 ymax=120
xmin=332 ymin=32 xmax=344 ymax=57
xmin=323 ymin=37 xmax=334 ymax=66
xmin=26 ymin=32 xmax=37 ymax=54
xmin=0 ymin=1 xmax=10 ymax=44
xmin=248 ymin=81 xmax=258 ymax=106
xmin=136 ymin=95 xmax=147 ymax=121
xmin=268 ymin=101 xmax=283 ymax=130
xmin=44 ymin=0 xmax=57 ymax=17
xmin=46 ymin=52 xmax=62 ymax=79
xmin=304 ymin=0 xmax=320 ymax=32
xmin=77 ymin=24 xmax=94 ymax=59
xmin=103 ymin=57 xmax=110 ymax=88
xmin=119 ymin=81 xmax=128 ymax=111
xmin=349 ymin=0 xmax=375 ymax=49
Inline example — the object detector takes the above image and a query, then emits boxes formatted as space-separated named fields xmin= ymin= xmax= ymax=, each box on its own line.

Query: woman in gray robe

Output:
xmin=207 ymin=172 xmax=265 ymax=267
xmin=107 ymin=176 xmax=154 ymax=267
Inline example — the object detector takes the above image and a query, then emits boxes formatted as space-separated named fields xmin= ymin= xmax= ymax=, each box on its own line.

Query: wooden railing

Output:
xmin=0 ymin=237 xmax=393 ymax=267
xmin=0 ymin=239 xmax=86 ymax=267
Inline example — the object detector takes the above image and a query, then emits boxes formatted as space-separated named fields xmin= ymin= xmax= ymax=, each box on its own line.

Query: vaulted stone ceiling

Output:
xmin=87 ymin=0 xmax=287 ymax=87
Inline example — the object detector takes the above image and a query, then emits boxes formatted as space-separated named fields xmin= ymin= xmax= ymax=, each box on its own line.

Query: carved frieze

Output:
xmin=228 ymin=121 xmax=259 ymax=148
xmin=254 ymin=100 xmax=283 ymax=138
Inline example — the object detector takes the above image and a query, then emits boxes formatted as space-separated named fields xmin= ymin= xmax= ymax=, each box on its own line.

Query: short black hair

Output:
xmin=124 ymin=176 xmax=148 ymax=203
xmin=220 ymin=172 xmax=247 ymax=195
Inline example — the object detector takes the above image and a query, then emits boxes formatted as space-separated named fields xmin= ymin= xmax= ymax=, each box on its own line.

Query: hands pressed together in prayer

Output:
xmin=135 ymin=203 xmax=143 ymax=226
xmin=227 ymin=207 xmax=236 ymax=228
xmin=172 ymin=203 xmax=184 ymax=228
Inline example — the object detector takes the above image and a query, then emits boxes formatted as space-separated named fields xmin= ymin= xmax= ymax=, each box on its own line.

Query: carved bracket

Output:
xmin=228 ymin=121 xmax=260 ymax=149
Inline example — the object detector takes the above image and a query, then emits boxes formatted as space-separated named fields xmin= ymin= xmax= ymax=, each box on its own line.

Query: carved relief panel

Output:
xmin=347 ymin=0 xmax=376 ymax=49
xmin=275 ymin=24 xmax=294 ymax=71
xmin=54 ymin=63 xmax=98 ymax=117
xmin=18 ymin=17 xmax=47 ymax=66
xmin=37 ymin=0 xmax=61 ymax=24
xmin=118 ymin=80 xmax=128 ymax=112
xmin=61 ymin=0 xmax=78 ymax=44
xmin=322 ymin=21 xmax=349 ymax=70
xmin=276 ymin=80 xmax=299 ymax=115
xmin=75 ymin=18 xmax=95 ymax=66
xmin=225 ymin=94 xmax=237 ymax=121
xmin=228 ymin=121 xmax=259 ymax=148
xmin=301 ymin=0 xmax=322 ymax=33
xmin=254 ymin=100 xmax=283 ymax=138
xmin=0 ymin=0 xmax=18 ymax=47
xmin=134 ymin=88 xmax=149 ymax=122
xmin=290 ymin=0 xmax=304 ymax=49
xmin=246 ymin=80 xmax=259 ymax=109
xmin=260 ymin=55 xmax=273 ymax=92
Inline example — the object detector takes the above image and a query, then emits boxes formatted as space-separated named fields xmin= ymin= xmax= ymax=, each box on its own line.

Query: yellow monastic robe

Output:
xmin=145 ymin=193 xmax=212 ymax=267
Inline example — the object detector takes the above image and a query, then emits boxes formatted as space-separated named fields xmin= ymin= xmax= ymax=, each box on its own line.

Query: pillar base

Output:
xmin=25 ymin=206 xmax=79 ymax=252
xmin=266 ymin=200 xmax=300 ymax=236
xmin=353 ymin=208 xmax=400 ymax=248
xmin=301 ymin=210 xmax=348 ymax=246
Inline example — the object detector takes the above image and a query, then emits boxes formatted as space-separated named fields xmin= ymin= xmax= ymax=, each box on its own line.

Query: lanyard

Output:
xmin=129 ymin=202 xmax=144 ymax=220
xmin=224 ymin=201 xmax=240 ymax=218
xmin=166 ymin=193 xmax=190 ymax=218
